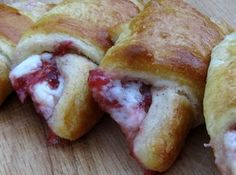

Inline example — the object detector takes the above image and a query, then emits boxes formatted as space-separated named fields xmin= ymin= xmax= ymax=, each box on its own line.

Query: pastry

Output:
xmin=11 ymin=0 xmax=56 ymax=21
xmin=204 ymin=32 xmax=236 ymax=175
xmin=10 ymin=0 xmax=144 ymax=141
xmin=88 ymin=0 xmax=226 ymax=172
xmin=0 ymin=3 xmax=33 ymax=105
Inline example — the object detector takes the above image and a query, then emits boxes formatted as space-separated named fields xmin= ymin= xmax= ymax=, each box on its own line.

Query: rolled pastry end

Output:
xmin=88 ymin=69 xmax=195 ymax=172
xmin=133 ymin=88 xmax=194 ymax=172
xmin=10 ymin=42 xmax=102 ymax=140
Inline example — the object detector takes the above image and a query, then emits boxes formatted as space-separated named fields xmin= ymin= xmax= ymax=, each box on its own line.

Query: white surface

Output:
xmin=10 ymin=55 xmax=42 ymax=79
xmin=100 ymin=79 xmax=147 ymax=132
xmin=31 ymin=76 xmax=64 ymax=120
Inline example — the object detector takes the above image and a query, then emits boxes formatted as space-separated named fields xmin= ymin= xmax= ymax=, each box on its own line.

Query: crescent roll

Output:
xmin=0 ymin=4 xmax=33 ymax=105
xmin=88 ymin=0 xmax=225 ymax=172
xmin=204 ymin=32 xmax=236 ymax=175
xmin=11 ymin=1 xmax=56 ymax=21
xmin=9 ymin=0 xmax=144 ymax=141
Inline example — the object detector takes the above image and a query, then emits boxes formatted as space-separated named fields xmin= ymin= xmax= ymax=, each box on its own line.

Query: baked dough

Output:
xmin=204 ymin=32 xmax=236 ymax=175
xmin=0 ymin=4 xmax=33 ymax=105
xmin=11 ymin=1 xmax=56 ymax=21
xmin=10 ymin=0 xmax=144 ymax=140
xmin=88 ymin=0 xmax=226 ymax=172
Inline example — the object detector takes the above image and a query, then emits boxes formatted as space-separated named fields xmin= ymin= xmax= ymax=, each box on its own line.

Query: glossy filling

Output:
xmin=224 ymin=130 xmax=236 ymax=174
xmin=88 ymin=69 xmax=152 ymax=142
xmin=10 ymin=41 xmax=74 ymax=121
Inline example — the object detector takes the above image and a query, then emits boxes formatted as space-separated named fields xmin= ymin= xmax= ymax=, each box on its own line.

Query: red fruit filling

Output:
xmin=10 ymin=41 xmax=77 ymax=144
xmin=88 ymin=69 xmax=152 ymax=143
xmin=12 ymin=57 xmax=60 ymax=102
xmin=12 ymin=41 xmax=75 ymax=102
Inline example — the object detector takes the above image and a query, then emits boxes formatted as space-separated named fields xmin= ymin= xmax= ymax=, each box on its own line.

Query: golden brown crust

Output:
xmin=99 ymin=0 xmax=225 ymax=172
xmin=25 ymin=0 xmax=140 ymax=52
xmin=12 ymin=0 xmax=142 ymax=140
xmin=133 ymin=89 xmax=194 ymax=171
xmin=30 ymin=15 xmax=113 ymax=51
xmin=58 ymin=91 xmax=102 ymax=140
xmin=102 ymin=0 xmax=224 ymax=99
xmin=0 ymin=4 xmax=33 ymax=45
xmin=102 ymin=44 xmax=208 ymax=98
xmin=0 ymin=4 xmax=33 ymax=105
xmin=154 ymin=100 xmax=193 ymax=171
xmin=48 ymin=54 xmax=102 ymax=140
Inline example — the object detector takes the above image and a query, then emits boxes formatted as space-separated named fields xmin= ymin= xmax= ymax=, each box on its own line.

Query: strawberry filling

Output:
xmin=12 ymin=56 xmax=60 ymax=102
xmin=88 ymin=69 xmax=152 ymax=143
xmin=11 ymin=41 xmax=75 ymax=103
xmin=10 ymin=41 xmax=77 ymax=143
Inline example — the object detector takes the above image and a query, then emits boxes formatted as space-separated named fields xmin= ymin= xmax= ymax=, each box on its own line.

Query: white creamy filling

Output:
xmin=10 ymin=53 xmax=64 ymax=120
xmin=103 ymin=80 xmax=146 ymax=131
xmin=10 ymin=53 xmax=52 ymax=79
xmin=41 ymin=52 xmax=53 ymax=61
xmin=224 ymin=131 xmax=236 ymax=174
xmin=31 ymin=77 xmax=64 ymax=120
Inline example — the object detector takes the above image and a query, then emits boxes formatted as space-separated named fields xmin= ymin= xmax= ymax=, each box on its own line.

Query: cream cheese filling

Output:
xmin=10 ymin=53 xmax=64 ymax=120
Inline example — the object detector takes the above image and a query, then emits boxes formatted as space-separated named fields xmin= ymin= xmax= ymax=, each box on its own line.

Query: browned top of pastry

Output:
xmin=0 ymin=4 xmax=33 ymax=44
xmin=101 ymin=0 xmax=225 ymax=98
xmin=26 ymin=0 xmax=141 ymax=51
